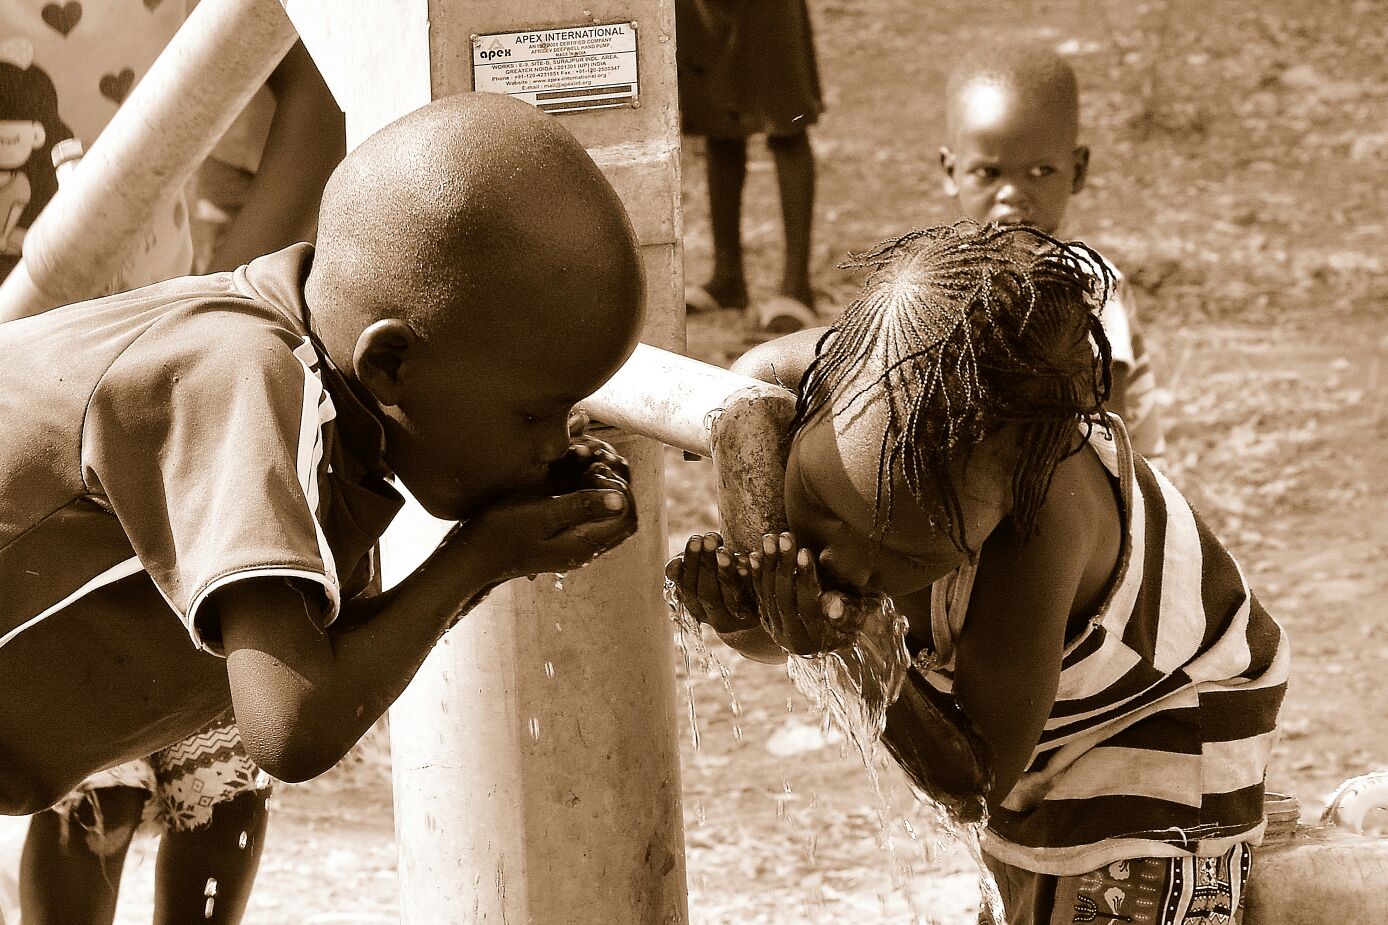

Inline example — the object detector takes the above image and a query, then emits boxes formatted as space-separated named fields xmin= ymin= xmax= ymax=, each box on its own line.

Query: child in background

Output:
xmin=939 ymin=41 xmax=1166 ymax=457
xmin=670 ymin=223 xmax=1286 ymax=925
xmin=0 ymin=89 xmax=642 ymax=905
xmin=0 ymin=0 xmax=346 ymax=915
xmin=676 ymin=0 xmax=823 ymax=332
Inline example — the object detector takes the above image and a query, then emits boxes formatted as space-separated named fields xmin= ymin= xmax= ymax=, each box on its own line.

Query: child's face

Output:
xmin=371 ymin=315 xmax=637 ymax=522
xmin=784 ymin=407 xmax=1012 ymax=599
xmin=940 ymin=83 xmax=1087 ymax=235
xmin=385 ymin=350 xmax=587 ymax=520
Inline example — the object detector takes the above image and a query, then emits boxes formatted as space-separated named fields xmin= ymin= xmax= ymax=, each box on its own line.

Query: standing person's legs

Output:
xmin=152 ymin=789 xmax=269 ymax=925
xmin=702 ymin=135 xmax=751 ymax=310
xmin=147 ymin=714 xmax=273 ymax=925
xmin=19 ymin=783 xmax=151 ymax=925
xmin=766 ymin=130 xmax=816 ymax=310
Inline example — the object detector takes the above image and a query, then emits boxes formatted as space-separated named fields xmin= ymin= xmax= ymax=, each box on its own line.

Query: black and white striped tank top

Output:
xmin=921 ymin=422 xmax=1289 ymax=876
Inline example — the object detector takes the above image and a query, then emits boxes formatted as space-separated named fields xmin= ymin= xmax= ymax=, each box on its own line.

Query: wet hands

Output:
xmin=665 ymin=533 xmax=758 ymax=635
xmin=666 ymin=530 xmax=864 ymax=655
xmin=543 ymin=411 xmax=631 ymax=495
xmin=463 ymin=419 xmax=637 ymax=582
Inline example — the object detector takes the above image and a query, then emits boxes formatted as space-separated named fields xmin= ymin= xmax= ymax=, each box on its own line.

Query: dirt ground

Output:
xmin=54 ymin=0 xmax=1388 ymax=921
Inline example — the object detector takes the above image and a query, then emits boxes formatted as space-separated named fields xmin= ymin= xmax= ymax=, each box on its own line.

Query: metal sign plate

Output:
xmin=471 ymin=22 xmax=639 ymax=114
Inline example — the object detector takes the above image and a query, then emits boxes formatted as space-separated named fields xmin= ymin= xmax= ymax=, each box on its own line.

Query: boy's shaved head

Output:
xmin=303 ymin=93 xmax=645 ymax=519
xmin=940 ymin=42 xmax=1088 ymax=234
xmin=307 ymin=92 xmax=642 ymax=352
xmin=945 ymin=41 xmax=1080 ymax=145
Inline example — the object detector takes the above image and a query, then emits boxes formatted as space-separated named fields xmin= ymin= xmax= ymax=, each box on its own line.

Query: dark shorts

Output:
xmin=982 ymin=843 xmax=1252 ymax=925
xmin=675 ymin=0 xmax=824 ymax=138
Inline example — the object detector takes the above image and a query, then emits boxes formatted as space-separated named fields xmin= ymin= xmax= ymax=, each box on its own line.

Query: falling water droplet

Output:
xmin=685 ymin=690 xmax=701 ymax=751
xmin=543 ymin=660 xmax=556 ymax=680
xmin=238 ymin=831 xmax=249 ymax=849
xmin=667 ymin=578 xmax=706 ymax=750
xmin=204 ymin=897 xmax=215 ymax=919
xmin=528 ymin=717 xmax=541 ymax=741
xmin=204 ymin=877 xmax=218 ymax=896
xmin=552 ymin=572 xmax=566 ymax=592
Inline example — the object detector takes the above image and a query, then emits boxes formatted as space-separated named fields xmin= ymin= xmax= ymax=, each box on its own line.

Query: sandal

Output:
xmin=684 ymin=284 xmax=723 ymax=314
xmin=754 ymin=295 xmax=818 ymax=333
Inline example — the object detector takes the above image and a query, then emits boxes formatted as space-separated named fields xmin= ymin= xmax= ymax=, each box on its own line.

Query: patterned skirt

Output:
xmin=49 ymin=710 xmax=271 ymax=835
xmin=984 ymin=843 xmax=1252 ymax=925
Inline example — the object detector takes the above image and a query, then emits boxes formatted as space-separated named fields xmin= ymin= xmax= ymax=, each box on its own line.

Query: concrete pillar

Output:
xmin=280 ymin=1 xmax=686 ymax=921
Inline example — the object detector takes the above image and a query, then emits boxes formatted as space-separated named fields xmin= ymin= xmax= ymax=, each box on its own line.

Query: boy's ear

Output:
xmin=352 ymin=319 xmax=418 ymax=408
xmin=1071 ymin=145 xmax=1090 ymax=195
xmin=939 ymin=146 xmax=959 ymax=197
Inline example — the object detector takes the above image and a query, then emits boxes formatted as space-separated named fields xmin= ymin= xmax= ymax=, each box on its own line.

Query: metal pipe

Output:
xmin=0 ymin=0 xmax=298 ymax=321
xmin=580 ymin=342 xmax=796 ymax=458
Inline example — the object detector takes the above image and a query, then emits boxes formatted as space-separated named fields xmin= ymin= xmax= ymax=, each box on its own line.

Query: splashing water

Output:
xmin=664 ymin=577 xmax=1006 ymax=921
xmin=552 ymin=572 xmax=566 ymax=592
xmin=783 ymin=595 xmax=910 ymax=759
xmin=784 ymin=595 xmax=1006 ymax=924
xmin=665 ymin=578 xmax=745 ymax=747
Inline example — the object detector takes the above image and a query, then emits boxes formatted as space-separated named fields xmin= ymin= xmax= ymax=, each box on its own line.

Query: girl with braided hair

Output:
xmin=669 ymin=222 xmax=1286 ymax=925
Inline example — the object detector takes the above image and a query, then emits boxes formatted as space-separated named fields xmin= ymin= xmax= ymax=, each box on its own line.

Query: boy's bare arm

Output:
xmin=204 ymin=41 xmax=345 ymax=272
xmin=729 ymin=326 xmax=830 ymax=390
xmin=949 ymin=491 xmax=1094 ymax=808
xmin=217 ymin=488 xmax=633 ymax=783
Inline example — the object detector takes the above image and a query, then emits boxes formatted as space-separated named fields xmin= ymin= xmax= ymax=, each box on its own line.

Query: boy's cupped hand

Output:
xmin=666 ymin=531 xmax=864 ymax=655
xmin=460 ymin=423 xmax=638 ymax=581
xmin=543 ymin=411 xmax=631 ymax=496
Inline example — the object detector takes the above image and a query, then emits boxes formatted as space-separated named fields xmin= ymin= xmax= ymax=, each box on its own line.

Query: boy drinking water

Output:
xmin=940 ymin=42 xmax=1166 ymax=457
xmin=670 ymin=223 xmax=1286 ymax=925
xmin=0 ymin=93 xmax=643 ymax=822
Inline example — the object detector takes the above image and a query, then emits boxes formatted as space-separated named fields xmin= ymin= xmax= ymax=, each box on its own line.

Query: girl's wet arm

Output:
xmin=729 ymin=326 xmax=831 ymax=390
xmin=952 ymin=509 xmax=1092 ymax=809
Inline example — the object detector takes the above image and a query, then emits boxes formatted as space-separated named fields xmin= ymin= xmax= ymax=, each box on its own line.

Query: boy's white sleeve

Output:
xmin=1098 ymin=278 xmax=1137 ymax=370
xmin=83 ymin=318 xmax=342 ymax=655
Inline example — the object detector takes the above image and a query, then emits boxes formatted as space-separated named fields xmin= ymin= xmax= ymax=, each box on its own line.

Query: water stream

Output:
xmin=666 ymin=581 xmax=1007 ymax=923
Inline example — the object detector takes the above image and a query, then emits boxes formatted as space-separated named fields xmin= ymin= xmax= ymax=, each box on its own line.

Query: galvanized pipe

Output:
xmin=580 ymin=342 xmax=796 ymax=459
xmin=0 ymin=0 xmax=298 ymax=321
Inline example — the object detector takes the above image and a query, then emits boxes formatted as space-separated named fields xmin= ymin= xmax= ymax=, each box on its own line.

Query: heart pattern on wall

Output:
xmin=40 ymin=1 xmax=82 ymax=36
xmin=99 ymin=67 xmax=135 ymax=103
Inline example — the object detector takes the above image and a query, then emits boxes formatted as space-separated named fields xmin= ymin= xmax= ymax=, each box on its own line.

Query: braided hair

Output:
xmin=788 ymin=222 xmax=1113 ymax=555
